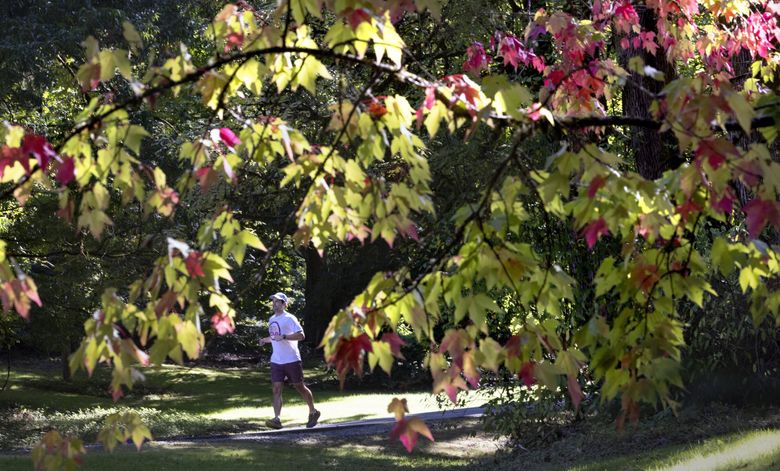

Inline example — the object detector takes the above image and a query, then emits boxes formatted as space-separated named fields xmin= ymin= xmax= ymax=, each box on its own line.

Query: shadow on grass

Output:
xmin=0 ymin=418 xmax=500 ymax=471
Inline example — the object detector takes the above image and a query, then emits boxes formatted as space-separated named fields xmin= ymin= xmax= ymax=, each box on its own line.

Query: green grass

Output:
xmin=6 ymin=360 xmax=780 ymax=470
xmin=0 ymin=359 xmax=488 ymax=449
xmin=0 ymin=417 xmax=501 ymax=471
xmin=485 ymin=403 xmax=780 ymax=471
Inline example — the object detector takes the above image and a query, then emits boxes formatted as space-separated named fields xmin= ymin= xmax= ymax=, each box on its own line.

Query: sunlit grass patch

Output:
xmin=653 ymin=429 xmax=780 ymax=471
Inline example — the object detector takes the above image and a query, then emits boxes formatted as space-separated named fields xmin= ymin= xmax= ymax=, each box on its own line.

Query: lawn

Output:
xmin=0 ymin=357 xmax=488 ymax=449
xmin=3 ymin=358 xmax=780 ymax=470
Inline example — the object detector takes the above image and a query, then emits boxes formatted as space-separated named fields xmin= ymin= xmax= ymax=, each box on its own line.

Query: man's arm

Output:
xmin=280 ymin=331 xmax=304 ymax=341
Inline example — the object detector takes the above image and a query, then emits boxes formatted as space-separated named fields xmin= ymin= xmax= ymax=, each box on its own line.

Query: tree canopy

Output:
xmin=2 ymin=0 xmax=780 ymax=465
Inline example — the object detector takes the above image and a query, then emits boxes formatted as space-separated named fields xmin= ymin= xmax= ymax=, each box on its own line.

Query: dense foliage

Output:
xmin=2 ymin=0 xmax=780 ymax=465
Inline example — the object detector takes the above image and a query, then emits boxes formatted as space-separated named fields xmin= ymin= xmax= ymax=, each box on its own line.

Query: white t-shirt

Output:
xmin=267 ymin=311 xmax=303 ymax=364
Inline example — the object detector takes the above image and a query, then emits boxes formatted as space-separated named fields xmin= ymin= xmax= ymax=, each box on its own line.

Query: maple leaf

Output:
xmin=390 ymin=417 xmax=434 ymax=453
xmin=185 ymin=251 xmax=205 ymax=277
xmin=743 ymin=198 xmax=780 ymax=238
xmin=211 ymin=311 xmax=235 ymax=335
xmin=711 ymin=189 xmax=734 ymax=215
xmin=581 ymin=218 xmax=609 ymax=249
xmin=218 ymin=127 xmax=241 ymax=149
xmin=224 ymin=32 xmax=244 ymax=52
xmin=327 ymin=333 xmax=373 ymax=386
xmin=195 ymin=166 xmax=218 ymax=193
xmin=345 ymin=8 xmax=372 ymax=30
xmin=498 ymin=34 xmax=524 ymax=70
xmin=56 ymin=156 xmax=76 ymax=186
xmin=381 ymin=332 xmax=406 ymax=359
xmin=587 ymin=175 xmax=607 ymax=198
xmin=695 ymin=139 xmax=736 ymax=170
xmin=630 ymin=262 xmax=659 ymax=293
xmin=613 ymin=0 xmax=639 ymax=33
xmin=387 ymin=397 xmax=409 ymax=420
xmin=504 ymin=335 xmax=522 ymax=358
xmin=21 ymin=134 xmax=56 ymax=170
xmin=519 ymin=362 xmax=536 ymax=386
xmin=462 ymin=351 xmax=481 ymax=388
xmin=544 ymin=69 xmax=566 ymax=89
xmin=439 ymin=329 xmax=469 ymax=369
xmin=366 ymin=99 xmax=388 ymax=119
xmin=675 ymin=199 xmax=702 ymax=223
xmin=432 ymin=368 xmax=468 ymax=403
xmin=462 ymin=42 xmax=490 ymax=75
xmin=0 ymin=146 xmax=26 ymax=178
xmin=736 ymin=160 xmax=762 ymax=187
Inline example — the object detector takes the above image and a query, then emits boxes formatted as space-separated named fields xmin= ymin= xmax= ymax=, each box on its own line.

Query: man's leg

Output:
xmin=292 ymin=382 xmax=316 ymax=413
xmin=272 ymin=381 xmax=284 ymax=418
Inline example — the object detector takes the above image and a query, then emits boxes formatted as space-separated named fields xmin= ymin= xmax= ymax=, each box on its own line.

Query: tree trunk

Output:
xmin=620 ymin=6 xmax=680 ymax=179
xmin=301 ymin=241 xmax=396 ymax=347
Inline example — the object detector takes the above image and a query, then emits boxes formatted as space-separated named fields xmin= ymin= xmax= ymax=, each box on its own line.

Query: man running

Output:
xmin=259 ymin=292 xmax=320 ymax=429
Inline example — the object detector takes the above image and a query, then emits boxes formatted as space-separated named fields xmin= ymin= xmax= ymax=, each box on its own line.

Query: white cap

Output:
xmin=269 ymin=292 xmax=289 ymax=303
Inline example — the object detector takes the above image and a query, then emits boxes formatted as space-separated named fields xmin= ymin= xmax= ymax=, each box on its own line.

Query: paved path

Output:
xmin=157 ymin=406 xmax=485 ymax=445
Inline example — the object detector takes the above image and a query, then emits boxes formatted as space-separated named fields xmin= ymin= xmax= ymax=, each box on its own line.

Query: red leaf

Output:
xmin=367 ymin=100 xmax=388 ymax=119
xmin=695 ymin=139 xmax=736 ymax=170
xmin=56 ymin=156 xmax=76 ymax=186
xmin=327 ymin=333 xmax=373 ymax=386
xmin=581 ymin=218 xmax=609 ymax=249
xmin=218 ymin=127 xmax=241 ymax=148
xmin=111 ymin=385 xmax=124 ymax=402
xmin=675 ymin=199 xmax=702 ymax=223
xmin=631 ymin=263 xmax=659 ymax=293
xmin=185 ymin=251 xmax=205 ymax=277
xmin=711 ymin=189 xmax=734 ymax=215
xmin=390 ymin=417 xmax=434 ymax=453
xmin=345 ymin=8 xmax=371 ymax=30
xmin=21 ymin=134 xmax=56 ymax=171
xmin=743 ymin=198 xmax=780 ymax=238
xmin=519 ymin=362 xmax=536 ymax=386
xmin=463 ymin=41 xmax=490 ymax=75
xmin=504 ymin=335 xmax=522 ymax=358
xmin=0 ymin=146 xmax=27 ymax=177
xmin=211 ymin=312 xmax=235 ymax=335
xmin=544 ymin=69 xmax=566 ymax=89
xmin=587 ymin=175 xmax=607 ymax=199
xmin=224 ymin=32 xmax=244 ymax=52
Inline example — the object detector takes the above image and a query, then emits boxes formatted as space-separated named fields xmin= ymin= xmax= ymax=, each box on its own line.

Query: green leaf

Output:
xmin=122 ymin=21 xmax=143 ymax=51
xmin=368 ymin=340 xmax=394 ymax=374
xmin=238 ymin=230 xmax=267 ymax=251
xmin=725 ymin=91 xmax=755 ymax=134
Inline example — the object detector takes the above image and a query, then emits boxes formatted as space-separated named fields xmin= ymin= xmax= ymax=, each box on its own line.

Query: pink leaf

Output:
xmin=211 ymin=312 xmax=235 ymax=335
xmin=462 ymin=42 xmax=490 ymax=75
xmin=218 ymin=128 xmax=241 ymax=148
xmin=381 ymin=332 xmax=406 ymax=358
xmin=581 ymin=218 xmax=609 ymax=249
xmin=744 ymin=198 xmax=780 ymax=238
xmin=56 ymin=156 xmax=76 ymax=186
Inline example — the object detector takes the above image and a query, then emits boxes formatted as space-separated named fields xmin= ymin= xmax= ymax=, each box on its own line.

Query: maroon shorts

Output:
xmin=270 ymin=361 xmax=304 ymax=384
